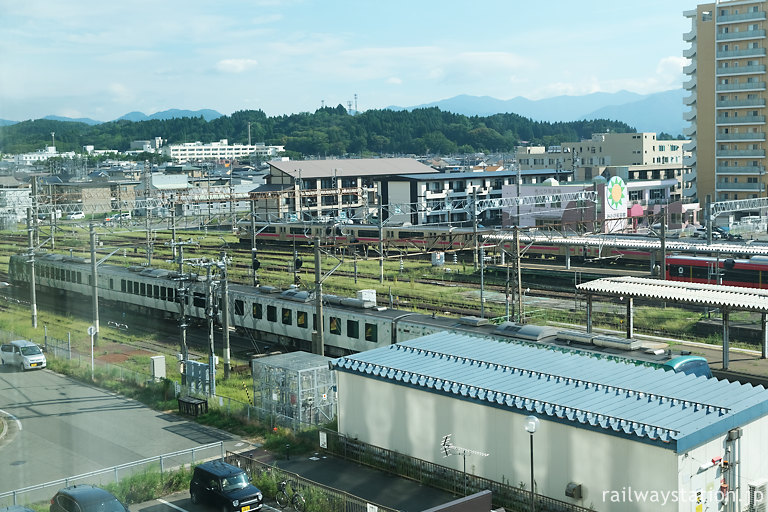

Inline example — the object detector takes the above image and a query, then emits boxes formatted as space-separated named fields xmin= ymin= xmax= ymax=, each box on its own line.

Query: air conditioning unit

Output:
xmin=748 ymin=480 xmax=768 ymax=512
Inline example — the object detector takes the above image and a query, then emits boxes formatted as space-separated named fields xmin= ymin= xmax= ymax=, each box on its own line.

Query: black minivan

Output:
xmin=190 ymin=460 xmax=263 ymax=512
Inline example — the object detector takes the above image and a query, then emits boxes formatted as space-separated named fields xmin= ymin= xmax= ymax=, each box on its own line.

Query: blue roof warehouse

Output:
xmin=331 ymin=333 xmax=768 ymax=512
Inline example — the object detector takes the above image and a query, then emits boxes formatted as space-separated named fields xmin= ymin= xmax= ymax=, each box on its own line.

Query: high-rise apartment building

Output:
xmin=684 ymin=0 xmax=768 ymax=208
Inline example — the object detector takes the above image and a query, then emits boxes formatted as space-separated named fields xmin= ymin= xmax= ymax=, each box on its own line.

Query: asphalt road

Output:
xmin=0 ymin=366 xmax=253 ymax=493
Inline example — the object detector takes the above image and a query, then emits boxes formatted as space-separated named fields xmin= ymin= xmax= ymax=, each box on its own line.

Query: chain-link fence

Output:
xmin=0 ymin=442 xmax=224 ymax=508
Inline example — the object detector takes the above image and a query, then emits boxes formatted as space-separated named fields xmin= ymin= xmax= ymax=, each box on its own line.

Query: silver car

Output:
xmin=0 ymin=340 xmax=47 ymax=371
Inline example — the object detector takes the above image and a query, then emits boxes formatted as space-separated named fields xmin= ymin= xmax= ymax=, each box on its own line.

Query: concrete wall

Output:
xmin=337 ymin=372 xmax=682 ymax=512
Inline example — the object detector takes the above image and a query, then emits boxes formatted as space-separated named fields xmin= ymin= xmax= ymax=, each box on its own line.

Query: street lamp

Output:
xmin=524 ymin=415 xmax=540 ymax=512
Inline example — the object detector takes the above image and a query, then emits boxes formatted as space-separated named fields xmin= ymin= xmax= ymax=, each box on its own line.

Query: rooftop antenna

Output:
xmin=321 ymin=99 xmax=325 ymax=109
xmin=440 ymin=434 xmax=489 ymax=496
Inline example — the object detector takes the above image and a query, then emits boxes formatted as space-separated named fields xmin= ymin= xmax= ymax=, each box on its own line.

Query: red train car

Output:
xmin=666 ymin=255 xmax=768 ymax=289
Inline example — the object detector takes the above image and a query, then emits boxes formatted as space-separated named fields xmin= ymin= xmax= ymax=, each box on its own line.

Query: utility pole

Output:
xmin=206 ymin=264 xmax=216 ymax=396
xmin=221 ymin=252 xmax=231 ymax=379
xmin=26 ymin=208 xmax=37 ymax=329
xmin=250 ymin=200 xmax=259 ymax=286
xmin=472 ymin=187 xmax=478 ymax=270
xmin=314 ymin=237 xmax=324 ymax=356
xmin=660 ymin=207 xmax=667 ymax=280
xmin=378 ymin=195 xmax=384 ymax=284
xmin=90 ymin=224 xmax=99 ymax=347
xmin=32 ymin=178 xmax=39 ymax=247
xmin=144 ymin=159 xmax=153 ymax=266
xmin=514 ymin=226 xmax=524 ymax=323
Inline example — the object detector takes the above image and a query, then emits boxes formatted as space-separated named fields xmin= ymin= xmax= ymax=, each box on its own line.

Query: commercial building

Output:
xmin=331 ymin=332 xmax=768 ymax=512
xmin=684 ymin=0 xmax=768 ymax=209
xmin=162 ymin=139 xmax=284 ymax=163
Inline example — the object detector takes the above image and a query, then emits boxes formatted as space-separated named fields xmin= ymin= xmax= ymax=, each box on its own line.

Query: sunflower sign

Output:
xmin=604 ymin=175 xmax=628 ymax=232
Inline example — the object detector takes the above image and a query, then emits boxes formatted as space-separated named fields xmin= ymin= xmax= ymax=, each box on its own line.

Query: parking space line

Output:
xmin=157 ymin=499 xmax=189 ymax=512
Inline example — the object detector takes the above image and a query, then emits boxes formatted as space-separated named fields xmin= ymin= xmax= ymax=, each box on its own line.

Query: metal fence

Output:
xmin=320 ymin=430 xmax=594 ymax=512
xmin=224 ymin=451 xmax=399 ymax=512
xmin=0 ymin=442 xmax=224 ymax=508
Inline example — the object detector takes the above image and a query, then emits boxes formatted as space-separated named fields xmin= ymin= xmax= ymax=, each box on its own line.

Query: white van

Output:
xmin=0 ymin=340 xmax=47 ymax=371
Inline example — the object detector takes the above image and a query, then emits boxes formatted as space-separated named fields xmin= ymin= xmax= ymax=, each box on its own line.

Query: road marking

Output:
xmin=0 ymin=408 xmax=22 ymax=431
xmin=157 ymin=499 xmax=189 ymax=512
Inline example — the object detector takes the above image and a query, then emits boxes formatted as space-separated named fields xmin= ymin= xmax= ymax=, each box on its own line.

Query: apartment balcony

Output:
xmin=683 ymin=61 xmax=697 ymax=74
xmin=716 ymin=182 xmax=766 ymax=191
xmin=684 ymin=169 xmax=697 ymax=183
xmin=684 ymin=108 xmax=697 ymax=121
xmin=716 ymin=165 xmax=766 ymax=175
xmin=716 ymin=98 xmax=766 ymax=108
xmin=683 ymin=124 xmax=697 ymax=137
xmin=684 ymin=29 xmax=697 ymax=42
xmin=717 ymin=11 xmax=766 ymax=24
xmin=684 ymin=9 xmax=698 ymax=18
xmin=716 ymin=47 xmax=766 ymax=59
xmin=716 ymin=81 xmax=767 ymax=92
xmin=716 ymin=114 xmax=766 ymax=125
xmin=716 ymin=29 xmax=766 ymax=42
xmin=716 ymin=149 xmax=766 ymax=157
xmin=683 ymin=140 xmax=697 ymax=152
xmin=684 ymin=153 xmax=696 ymax=167
xmin=683 ymin=186 xmax=698 ymax=198
xmin=716 ymin=132 xmax=766 ymax=141
xmin=684 ymin=92 xmax=697 ymax=105
xmin=684 ymin=46 xmax=697 ymax=58
xmin=716 ymin=64 xmax=766 ymax=76
xmin=684 ymin=76 xmax=697 ymax=90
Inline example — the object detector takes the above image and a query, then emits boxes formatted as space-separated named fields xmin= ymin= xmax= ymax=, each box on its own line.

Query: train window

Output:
xmin=160 ymin=287 xmax=167 ymax=300
xmin=357 ymin=230 xmax=379 ymax=238
xmin=725 ymin=268 xmax=761 ymax=285
xmin=88 ymin=275 xmax=92 ymax=285
xmin=126 ymin=281 xmax=132 ymax=293
xmin=193 ymin=293 xmax=206 ymax=308
xmin=329 ymin=316 xmax=342 ymax=335
xmin=167 ymin=288 xmax=175 ymax=302
xmin=347 ymin=320 xmax=359 ymax=339
xmin=154 ymin=285 xmax=160 ymax=298
xmin=140 ymin=283 xmax=146 ymax=296
xmin=298 ymin=311 xmax=307 ymax=328
xmin=66 ymin=270 xmax=71 ymax=282
xmin=261 ymin=226 xmax=276 ymax=234
xmin=267 ymin=305 xmax=277 ymax=322
xmin=282 ymin=308 xmax=292 ymax=325
xmin=253 ymin=303 xmax=263 ymax=319
xmin=234 ymin=300 xmax=244 ymax=316
xmin=365 ymin=323 xmax=377 ymax=342
xmin=398 ymin=231 xmax=424 ymax=239
xmin=313 ymin=314 xmax=317 ymax=330
xmin=77 ymin=272 xmax=82 ymax=284
xmin=109 ymin=278 xmax=113 ymax=290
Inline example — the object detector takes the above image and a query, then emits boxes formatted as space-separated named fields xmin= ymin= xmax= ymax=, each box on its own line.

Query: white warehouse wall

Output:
xmin=337 ymin=372 xmax=683 ymax=512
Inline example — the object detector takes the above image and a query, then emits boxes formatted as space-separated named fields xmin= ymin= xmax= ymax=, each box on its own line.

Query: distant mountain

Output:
xmin=394 ymin=89 xmax=686 ymax=137
xmin=581 ymin=89 xmax=685 ymax=136
xmin=43 ymin=115 xmax=102 ymax=125
xmin=0 ymin=119 xmax=17 ymax=127
xmin=116 ymin=109 xmax=223 ymax=122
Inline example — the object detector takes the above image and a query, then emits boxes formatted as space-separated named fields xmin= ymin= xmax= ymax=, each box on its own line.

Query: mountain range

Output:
xmin=0 ymin=90 xmax=687 ymax=136
xmin=396 ymin=89 xmax=686 ymax=136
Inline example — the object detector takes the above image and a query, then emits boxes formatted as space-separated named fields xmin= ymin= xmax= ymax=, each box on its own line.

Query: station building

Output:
xmin=331 ymin=333 xmax=768 ymax=512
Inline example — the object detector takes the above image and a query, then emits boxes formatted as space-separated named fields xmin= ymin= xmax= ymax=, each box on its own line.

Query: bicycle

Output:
xmin=275 ymin=480 xmax=305 ymax=512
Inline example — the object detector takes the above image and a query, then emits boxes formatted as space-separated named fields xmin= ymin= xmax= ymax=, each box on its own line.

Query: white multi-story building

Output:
xmin=162 ymin=139 xmax=284 ymax=162
xmin=14 ymin=146 xmax=76 ymax=165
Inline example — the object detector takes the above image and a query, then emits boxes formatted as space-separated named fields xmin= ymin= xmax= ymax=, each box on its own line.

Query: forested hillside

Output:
xmin=0 ymin=105 xmax=634 ymax=157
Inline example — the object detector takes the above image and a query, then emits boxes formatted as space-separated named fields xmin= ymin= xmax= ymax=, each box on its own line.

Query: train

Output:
xmin=7 ymin=252 xmax=711 ymax=375
xmin=666 ymin=254 xmax=768 ymax=289
xmin=239 ymin=221 xmax=655 ymax=263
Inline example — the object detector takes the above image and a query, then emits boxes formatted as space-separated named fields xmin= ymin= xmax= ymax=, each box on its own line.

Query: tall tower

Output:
xmin=684 ymin=0 xmax=768 ymax=213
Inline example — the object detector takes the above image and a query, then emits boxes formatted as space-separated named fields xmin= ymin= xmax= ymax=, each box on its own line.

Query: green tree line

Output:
xmin=0 ymin=106 xmax=634 ymax=158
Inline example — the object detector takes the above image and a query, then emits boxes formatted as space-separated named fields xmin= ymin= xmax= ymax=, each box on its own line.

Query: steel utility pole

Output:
xmin=314 ymin=237 xmax=324 ymax=356
xmin=26 ymin=208 xmax=37 ymax=329
xmin=378 ymin=195 xmax=384 ymax=284
xmin=144 ymin=159 xmax=153 ymax=266
xmin=250 ymin=200 xmax=258 ymax=286
xmin=206 ymin=264 xmax=216 ymax=396
xmin=221 ymin=252 xmax=231 ymax=379
xmin=514 ymin=226 xmax=524 ymax=323
xmin=472 ymin=188 xmax=478 ymax=270
xmin=90 ymin=223 xmax=99 ymax=347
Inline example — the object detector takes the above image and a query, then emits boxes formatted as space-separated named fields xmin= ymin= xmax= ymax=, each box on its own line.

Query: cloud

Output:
xmin=216 ymin=59 xmax=259 ymax=73
xmin=387 ymin=77 xmax=402 ymax=85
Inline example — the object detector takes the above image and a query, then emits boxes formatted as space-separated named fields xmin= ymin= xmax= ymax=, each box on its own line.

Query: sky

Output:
xmin=0 ymin=0 xmax=697 ymax=122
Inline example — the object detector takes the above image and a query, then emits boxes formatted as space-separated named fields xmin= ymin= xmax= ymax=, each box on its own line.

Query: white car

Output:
xmin=0 ymin=340 xmax=47 ymax=371
xmin=68 ymin=211 xmax=85 ymax=220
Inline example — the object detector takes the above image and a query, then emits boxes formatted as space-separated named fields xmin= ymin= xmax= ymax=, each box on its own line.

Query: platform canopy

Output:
xmin=576 ymin=276 xmax=768 ymax=370
xmin=577 ymin=276 xmax=768 ymax=313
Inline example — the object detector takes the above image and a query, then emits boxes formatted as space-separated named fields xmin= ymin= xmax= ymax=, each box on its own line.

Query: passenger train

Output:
xmin=7 ymin=252 xmax=710 ymax=375
xmin=240 ymin=221 xmax=653 ymax=262
xmin=665 ymin=254 xmax=768 ymax=289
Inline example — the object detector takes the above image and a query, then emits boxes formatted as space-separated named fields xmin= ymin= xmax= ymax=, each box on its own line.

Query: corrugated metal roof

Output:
xmin=483 ymin=233 xmax=768 ymax=257
xmin=331 ymin=333 xmax=768 ymax=452
xmin=269 ymin=158 xmax=437 ymax=179
xmin=577 ymin=276 xmax=768 ymax=312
